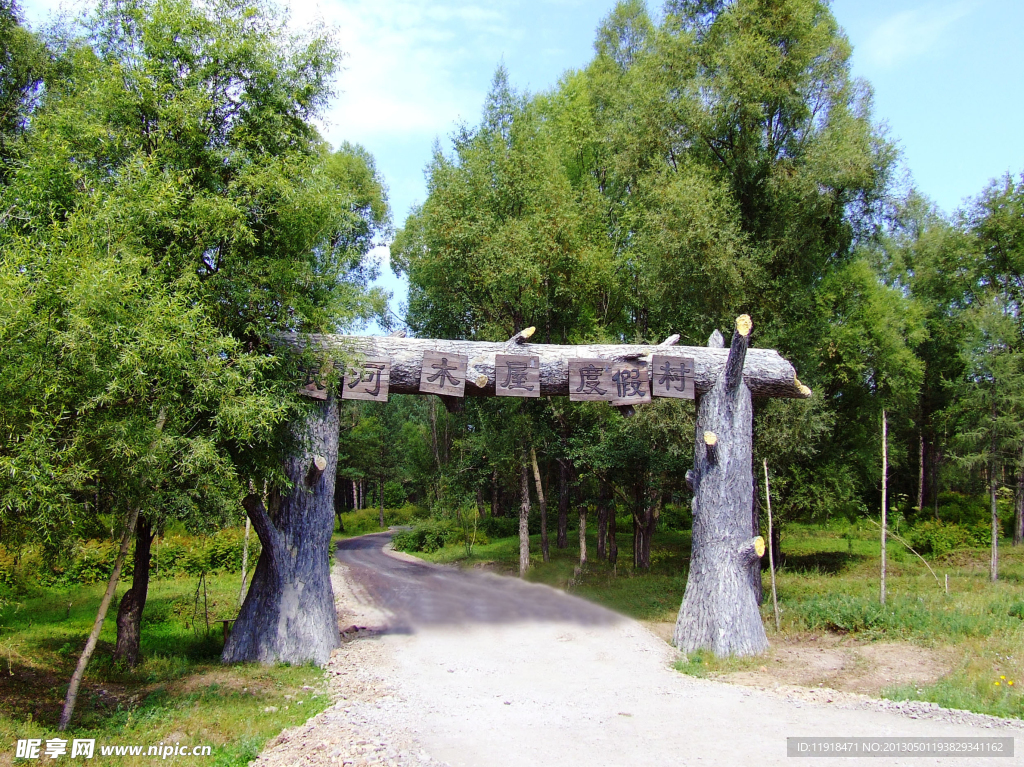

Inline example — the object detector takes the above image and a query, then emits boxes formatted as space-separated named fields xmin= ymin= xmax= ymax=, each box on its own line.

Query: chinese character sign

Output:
xmin=342 ymin=359 xmax=391 ymax=402
xmin=419 ymin=351 xmax=468 ymax=396
xmin=495 ymin=354 xmax=541 ymax=397
xmin=297 ymin=360 xmax=333 ymax=400
xmin=568 ymin=358 xmax=612 ymax=401
xmin=650 ymin=355 xmax=695 ymax=399
xmin=609 ymin=362 xmax=651 ymax=406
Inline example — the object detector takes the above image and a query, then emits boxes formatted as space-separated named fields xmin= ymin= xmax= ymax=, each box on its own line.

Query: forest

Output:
xmin=1 ymin=0 xmax=1024 ymax=746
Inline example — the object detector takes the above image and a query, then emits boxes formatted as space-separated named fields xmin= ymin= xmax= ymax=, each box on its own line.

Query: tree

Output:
xmin=1 ymin=0 xmax=388 ymax=671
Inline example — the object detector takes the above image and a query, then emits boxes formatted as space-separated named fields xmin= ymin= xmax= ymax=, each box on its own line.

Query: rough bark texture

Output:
xmin=280 ymin=334 xmax=811 ymax=400
xmin=674 ymin=318 xmax=768 ymax=657
xmin=749 ymin=475 xmax=763 ymax=606
xmin=530 ymin=448 xmax=549 ymax=562
xmin=608 ymin=495 xmax=619 ymax=565
xmin=519 ymin=454 xmax=531 ymax=577
xmin=579 ymin=507 xmax=587 ymax=566
xmin=1016 ymin=461 xmax=1024 ymax=547
xmin=113 ymin=515 xmax=154 ymax=668
xmin=632 ymin=482 xmax=658 ymax=571
xmin=990 ymin=465 xmax=999 ymax=583
xmin=222 ymin=395 xmax=341 ymax=667
xmin=557 ymin=459 xmax=570 ymax=549
xmin=596 ymin=480 xmax=610 ymax=561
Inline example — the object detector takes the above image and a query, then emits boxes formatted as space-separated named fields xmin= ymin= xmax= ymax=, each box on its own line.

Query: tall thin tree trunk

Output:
xmin=918 ymin=428 xmax=926 ymax=513
xmin=579 ymin=506 xmax=587 ymax=567
xmin=1015 ymin=457 xmax=1024 ymax=547
xmin=113 ymin=515 xmax=154 ymax=667
xmin=519 ymin=451 xmax=531 ymax=577
xmin=750 ymin=473 xmax=763 ymax=606
xmin=223 ymin=395 xmax=341 ymax=666
xmin=881 ymin=409 xmax=888 ymax=607
xmin=378 ymin=478 xmax=384 ymax=529
xmin=991 ymin=460 xmax=999 ymax=583
xmin=608 ymin=498 xmax=618 ymax=566
xmin=477 ymin=486 xmax=486 ymax=519
xmin=557 ymin=459 xmax=570 ymax=549
xmin=530 ymin=448 xmax=549 ymax=562
xmin=239 ymin=516 xmax=251 ymax=606
xmin=60 ymin=506 xmax=140 ymax=730
xmin=764 ymin=460 xmax=780 ymax=633
xmin=596 ymin=480 xmax=610 ymax=561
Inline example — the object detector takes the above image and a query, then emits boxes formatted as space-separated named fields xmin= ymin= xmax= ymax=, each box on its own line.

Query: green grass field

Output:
xmin=0 ymin=572 xmax=330 ymax=767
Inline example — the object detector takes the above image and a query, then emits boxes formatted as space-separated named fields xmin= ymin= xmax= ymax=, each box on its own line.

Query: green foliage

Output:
xmin=338 ymin=504 xmax=424 ymax=536
xmin=390 ymin=519 xmax=491 ymax=554
xmin=904 ymin=520 xmax=988 ymax=558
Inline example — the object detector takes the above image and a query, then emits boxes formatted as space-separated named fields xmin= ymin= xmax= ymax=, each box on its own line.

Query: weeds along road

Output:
xmin=260 ymin=532 xmax=1024 ymax=767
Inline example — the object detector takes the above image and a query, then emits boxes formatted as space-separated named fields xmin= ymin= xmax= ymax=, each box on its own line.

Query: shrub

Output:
xmin=905 ymin=520 xmax=987 ymax=557
xmin=479 ymin=515 xmax=518 ymax=539
xmin=340 ymin=504 xmax=424 ymax=535
xmin=392 ymin=520 xmax=464 ymax=553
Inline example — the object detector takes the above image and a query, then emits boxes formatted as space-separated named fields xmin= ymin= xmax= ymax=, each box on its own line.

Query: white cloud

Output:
xmin=861 ymin=2 xmax=975 ymax=69
xmin=292 ymin=0 xmax=521 ymax=144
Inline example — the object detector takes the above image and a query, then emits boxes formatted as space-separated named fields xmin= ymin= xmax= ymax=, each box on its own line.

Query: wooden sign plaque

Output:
xmin=342 ymin=359 xmax=391 ymax=402
xmin=650 ymin=355 xmax=695 ymax=399
xmin=298 ymin=361 xmax=333 ymax=400
xmin=419 ymin=351 xmax=468 ymax=396
xmin=608 ymin=361 xmax=652 ymax=406
xmin=495 ymin=354 xmax=541 ymax=397
xmin=568 ymin=358 xmax=612 ymax=401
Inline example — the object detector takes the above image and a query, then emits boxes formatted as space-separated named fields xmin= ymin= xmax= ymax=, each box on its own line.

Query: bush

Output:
xmin=905 ymin=520 xmax=987 ymax=557
xmin=340 ymin=504 xmax=424 ymax=535
xmin=382 ymin=481 xmax=407 ymax=508
xmin=479 ymin=515 xmax=518 ymax=539
xmin=392 ymin=520 xmax=463 ymax=553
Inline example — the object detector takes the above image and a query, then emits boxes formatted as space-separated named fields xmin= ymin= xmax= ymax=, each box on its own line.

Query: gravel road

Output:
xmin=254 ymin=533 xmax=1023 ymax=767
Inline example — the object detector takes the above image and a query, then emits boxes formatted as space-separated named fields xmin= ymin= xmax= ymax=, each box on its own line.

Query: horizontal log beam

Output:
xmin=277 ymin=333 xmax=812 ymax=400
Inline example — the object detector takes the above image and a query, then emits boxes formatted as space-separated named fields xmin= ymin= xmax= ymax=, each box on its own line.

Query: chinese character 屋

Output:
xmin=71 ymin=739 xmax=96 ymax=759
xmin=426 ymin=357 xmax=460 ymax=389
xmin=501 ymin=360 xmax=534 ymax=391
xmin=44 ymin=739 xmax=68 ymax=759
xmin=574 ymin=364 xmax=606 ymax=396
xmin=16 ymin=739 xmax=41 ymax=759
xmin=612 ymin=367 xmax=644 ymax=399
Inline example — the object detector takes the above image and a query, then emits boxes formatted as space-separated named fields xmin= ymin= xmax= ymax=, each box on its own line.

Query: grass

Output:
xmin=0 ymin=573 xmax=330 ymax=766
xmin=408 ymin=516 xmax=1024 ymax=721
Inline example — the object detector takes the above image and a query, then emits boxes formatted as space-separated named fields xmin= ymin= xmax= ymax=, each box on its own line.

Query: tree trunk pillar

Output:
xmin=674 ymin=316 xmax=768 ymax=657
xmin=223 ymin=395 xmax=341 ymax=667
xmin=113 ymin=515 xmax=154 ymax=667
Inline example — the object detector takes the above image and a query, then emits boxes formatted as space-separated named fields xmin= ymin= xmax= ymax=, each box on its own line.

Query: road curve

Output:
xmin=336 ymin=532 xmax=619 ymax=631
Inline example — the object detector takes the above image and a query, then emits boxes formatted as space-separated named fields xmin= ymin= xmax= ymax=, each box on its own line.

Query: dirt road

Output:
xmin=255 ymin=533 xmax=1022 ymax=767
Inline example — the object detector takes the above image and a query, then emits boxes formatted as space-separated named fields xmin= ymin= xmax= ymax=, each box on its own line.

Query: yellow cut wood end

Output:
xmin=754 ymin=536 xmax=765 ymax=557
xmin=474 ymin=374 xmax=488 ymax=388
xmin=795 ymin=376 xmax=812 ymax=398
xmin=735 ymin=314 xmax=752 ymax=337
xmin=521 ymin=326 xmax=536 ymax=339
xmin=703 ymin=431 xmax=718 ymax=446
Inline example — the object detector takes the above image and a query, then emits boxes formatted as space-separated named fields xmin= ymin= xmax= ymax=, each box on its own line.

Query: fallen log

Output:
xmin=276 ymin=331 xmax=811 ymax=400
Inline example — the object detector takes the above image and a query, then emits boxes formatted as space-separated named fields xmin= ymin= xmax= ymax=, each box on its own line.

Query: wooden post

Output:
xmin=764 ymin=460 xmax=780 ymax=633
xmin=530 ymin=448 xmax=549 ymax=562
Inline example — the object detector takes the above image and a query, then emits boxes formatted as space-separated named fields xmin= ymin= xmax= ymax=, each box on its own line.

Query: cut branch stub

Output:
xmin=307 ymin=455 xmax=328 ymax=487
xmin=703 ymin=431 xmax=719 ymax=464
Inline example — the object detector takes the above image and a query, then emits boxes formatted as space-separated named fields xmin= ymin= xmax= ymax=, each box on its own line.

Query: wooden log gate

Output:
xmin=223 ymin=317 xmax=810 ymax=666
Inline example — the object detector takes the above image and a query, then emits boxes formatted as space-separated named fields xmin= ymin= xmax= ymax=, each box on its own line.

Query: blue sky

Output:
xmin=20 ymin=0 xmax=1024 ymax=331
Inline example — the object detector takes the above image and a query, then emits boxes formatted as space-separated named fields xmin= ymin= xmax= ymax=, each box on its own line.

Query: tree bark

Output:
xmin=519 ymin=451 xmax=531 ymax=577
xmin=223 ymin=395 xmax=341 ymax=667
xmin=280 ymin=333 xmax=812 ymax=400
xmin=113 ymin=515 xmax=154 ymax=668
xmin=557 ymin=459 xmax=570 ymax=549
xmin=378 ymin=477 xmax=384 ymax=529
xmin=1015 ymin=458 xmax=1024 ymax=547
xmin=607 ymin=499 xmax=618 ymax=566
xmin=579 ymin=505 xmax=587 ymax=567
xmin=750 ymin=473 xmax=763 ymax=606
xmin=917 ymin=428 xmax=925 ymax=513
xmin=596 ymin=480 xmax=610 ymax=561
xmin=240 ymin=516 xmax=251 ymax=605
xmin=674 ymin=317 xmax=767 ymax=657
xmin=530 ymin=448 xmax=549 ymax=562
xmin=60 ymin=505 xmax=140 ymax=730
xmin=991 ymin=460 xmax=999 ymax=583
xmin=881 ymin=409 xmax=888 ymax=606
